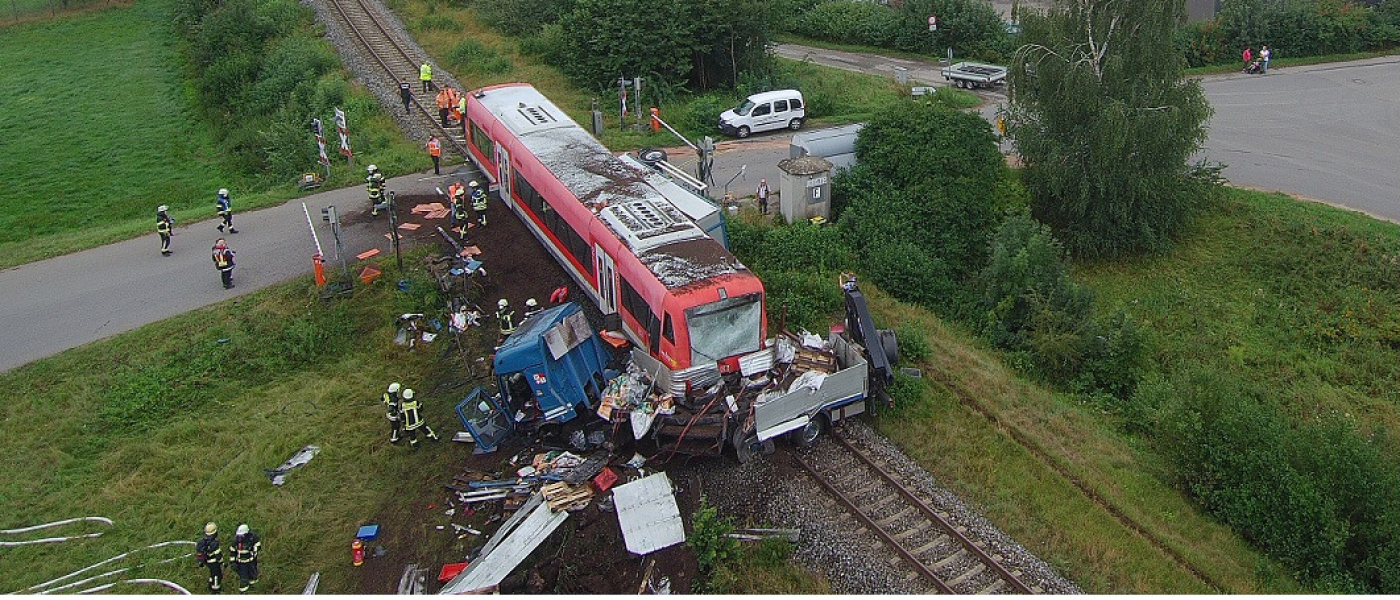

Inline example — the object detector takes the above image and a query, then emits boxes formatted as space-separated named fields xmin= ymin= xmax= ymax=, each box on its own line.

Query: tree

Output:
xmin=836 ymin=100 xmax=1005 ymax=314
xmin=1005 ymin=0 xmax=1214 ymax=258
xmin=550 ymin=0 xmax=771 ymax=91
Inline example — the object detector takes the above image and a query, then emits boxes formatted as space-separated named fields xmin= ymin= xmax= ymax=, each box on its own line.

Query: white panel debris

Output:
xmin=612 ymin=473 xmax=685 ymax=555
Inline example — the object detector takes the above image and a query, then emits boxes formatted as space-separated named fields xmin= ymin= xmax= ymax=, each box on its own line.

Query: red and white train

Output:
xmin=461 ymin=83 xmax=766 ymax=374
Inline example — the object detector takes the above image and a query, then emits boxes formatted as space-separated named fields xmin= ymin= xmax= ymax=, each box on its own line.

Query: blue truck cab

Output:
xmin=456 ymin=302 xmax=614 ymax=452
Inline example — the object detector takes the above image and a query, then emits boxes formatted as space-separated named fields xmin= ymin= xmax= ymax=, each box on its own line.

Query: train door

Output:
xmin=595 ymin=247 xmax=617 ymax=314
xmin=495 ymin=143 xmax=512 ymax=203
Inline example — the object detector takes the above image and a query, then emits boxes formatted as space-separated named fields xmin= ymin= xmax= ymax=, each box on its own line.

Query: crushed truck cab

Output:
xmin=455 ymin=302 xmax=614 ymax=452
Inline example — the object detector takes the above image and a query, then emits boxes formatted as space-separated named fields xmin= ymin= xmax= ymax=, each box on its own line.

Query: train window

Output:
xmin=469 ymin=122 xmax=494 ymax=164
xmin=619 ymin=276 xmax=650 ymax=330
xmin=662 ymin=313 xmax=674 ymax=343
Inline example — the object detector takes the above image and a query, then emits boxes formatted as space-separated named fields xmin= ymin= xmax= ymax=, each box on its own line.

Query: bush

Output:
xmin=1188 ymin=0 xmax=1400 ymax=66
xmin=446 ymin=39 xmax=514 ymax=77
xmin=690 ymin=497 xmax=741 ymax=589
xmin=680 ymin=93 xmax=734 ymax=137
xmin=472 ymin=0 xmax=570 ymax=36
xmin=417 ymin=14 xmax=461 ymax=31
xmin=895 ymin=323 xmax=932 ymax=362
xmin=788 ymin=0 xmax=1011 ymax=60
xmin=1148 ymin=367 xmax=1400 ymax=592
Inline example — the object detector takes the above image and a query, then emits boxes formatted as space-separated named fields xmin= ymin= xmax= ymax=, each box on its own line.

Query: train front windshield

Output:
xmin=685 ymin=292 xmax=763 ymax=365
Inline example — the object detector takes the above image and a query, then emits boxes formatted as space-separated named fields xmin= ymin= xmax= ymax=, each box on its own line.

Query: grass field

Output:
xmin=0 ymin=0 xmax=422 ymax=270
xmin=0 ymin=266 xmax=468 ymax=593
xmin=1078 ymin=187 xmax=1400 ymax=438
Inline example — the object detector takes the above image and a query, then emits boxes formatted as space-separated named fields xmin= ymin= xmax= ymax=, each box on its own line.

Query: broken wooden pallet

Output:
xmin=541 ymin=482 xmax=593 ymax=512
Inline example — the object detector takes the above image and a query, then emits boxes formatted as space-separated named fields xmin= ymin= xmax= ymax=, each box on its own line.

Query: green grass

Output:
xmin=0 ymin=264 xmax=479 ymax=594
xmin=1078 ymin=187 xmax=1400 ymax=436
xmin=0 ymin=0 xmax=422 ymax=270
xmin=860 ymin=290 xmax=1300 ymax=593
xmin=709 ymin=538 xmax=831 ymax=594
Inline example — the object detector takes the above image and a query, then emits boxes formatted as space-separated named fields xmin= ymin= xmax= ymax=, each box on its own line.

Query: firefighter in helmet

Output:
xmin=228 ymin=523 xmax=262 ymax=593
xmin=496 ymin=298 xmax=517 ymax=338
xmin=196 ymin=522 xmax=224 ymax=593
xmin=469 ymin=180 xmax=487 ymax=227
xmin=383 ymin=382 xmax=403 ymax=444
xmin=366 ymin=165 xmax=387 ymax=216
xmin=400 ymin=388 xmax=440 ymax=449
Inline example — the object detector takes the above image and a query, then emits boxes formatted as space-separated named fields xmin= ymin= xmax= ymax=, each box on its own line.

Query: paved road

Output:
xmin=1200 ymin=57 xmax=1400 ymax=221
xmin=775 ymin=43 xmax=1400 ymax=222
xmin=0 ymin=163 xmax=482 ymax=373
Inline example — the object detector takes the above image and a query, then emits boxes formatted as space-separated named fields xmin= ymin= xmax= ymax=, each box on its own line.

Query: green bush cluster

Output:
xmin=689 ymin=496 xmax=741 ymax=591
xmin=836 ymin=100 xmax=1003 ymax=315
xmin=787 ymin=0 xmax=1013 ymax=61
xmin=1139 ymin=368 xmax=1400 ymax=592
xmin=446 ymin=38 xmax=515 ymax=77
xmin=1179 ymin=0 xmax=1400 ymax=67
xmin=540 ymin=0 xmax=772 ymax=92
xmin=727 ymin=217 xmax=850 ymax=332
xmin=978 ymin=210 xmax=1145 ymax=396
xmin=170 ymin=0 xmax=390 ymax=181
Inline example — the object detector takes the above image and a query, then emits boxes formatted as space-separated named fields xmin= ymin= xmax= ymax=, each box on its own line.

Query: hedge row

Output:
xmin=786 ymin=0 xmax=1013 ymax=61
xmin=1180 ymin=0 xmax=1400 ymax=67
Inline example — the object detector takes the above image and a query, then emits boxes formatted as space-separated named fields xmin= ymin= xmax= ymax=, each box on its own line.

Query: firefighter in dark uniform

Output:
xmin=196 ymin=522 xmax=224 ymax=593
xmin=229 ymin=523 xmax=261 ymax=594
xmin=366 ymin=165 xmax=387 ymax=216
xmin=449 ymin=181 xmax=469 ymax=238
xmin=216 ymin=188 xmax=238 ymax=234
xmin=383 ymin=382 xmax=403 ymax=444
xmin=212 ymin=239 xmax=236 ymax=289
xmin=469 ymin=180 xmax=488 ymax=227
xmin=400 ymin=388 xmax=439 ymax=449
xmin=496 ymin=298 xmax=517 ymax=339
xmin=157 ymin=205 xmax=173 ymax=255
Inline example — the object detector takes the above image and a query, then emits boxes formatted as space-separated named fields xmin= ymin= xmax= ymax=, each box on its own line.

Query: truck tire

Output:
xmin=637 ymin=147 xmax=667 ymax=166
xmin=881 ymin=329 xmax=900 ymax=366
xmin=733 ymin=427 xmax=757 ymax=464
xmin=737 ymin=125 xmax=750 ymax=139
xmin=791 ymin=415 xmax=826 ymax=449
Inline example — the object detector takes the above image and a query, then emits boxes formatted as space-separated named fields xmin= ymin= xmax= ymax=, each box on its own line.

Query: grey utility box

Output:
xmin=777 ymin=156 xmax=833 ymax=223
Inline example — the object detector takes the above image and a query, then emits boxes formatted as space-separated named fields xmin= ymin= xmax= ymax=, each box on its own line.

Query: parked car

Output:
xmin=718 ymin=90 xmax=805 ymax=138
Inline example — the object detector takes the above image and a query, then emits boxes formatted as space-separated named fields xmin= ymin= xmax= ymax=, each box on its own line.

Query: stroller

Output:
xmin=1243 ymin=59 xmax=1263 ymax=74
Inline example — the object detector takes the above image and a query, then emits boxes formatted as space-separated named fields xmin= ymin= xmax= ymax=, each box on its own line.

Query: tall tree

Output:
xmin=1005 ymin=0 xmax=1214 ymax=258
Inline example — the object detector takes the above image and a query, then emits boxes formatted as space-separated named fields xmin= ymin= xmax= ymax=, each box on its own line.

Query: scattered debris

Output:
xmin=302 ymin=572 xmax=320 ymax=594
xmin=265 ymin=445 xmax=319 ymax=486
xmin=356 ymin=249 xmax=382 ymax=260
xmin=612 ymin=473 xmax=685 ymax=554
xmin=356 ymin=524 xmax=380 ymax=541
xmin=541 ymin=482 xmax=593 ymax=512
xmin=592 ymin=467 xmax=619 ymax=493
xmin=452 ymin=431 xmax=475 ymax=443
xmin=725 ymin=528 xmax=801 ymax=543
xmin=437 ymin=562 xmax=468 ymax=583
xmin=440 ymin=494 xmax=570 ymax=594
xmin=397 ymin=564 xmax=428 ymax=594
xmin=636 ymin=557 xmax=656 ymax=594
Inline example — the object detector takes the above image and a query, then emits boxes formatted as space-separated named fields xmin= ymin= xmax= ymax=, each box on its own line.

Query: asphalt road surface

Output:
xmin=1200 ymin=57 xmax=1400 ymax=221
xmin=0 ymin=163 xmax=482 ymax=373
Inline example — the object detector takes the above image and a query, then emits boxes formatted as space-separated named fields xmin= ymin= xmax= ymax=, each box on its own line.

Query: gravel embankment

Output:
xmin=685 ymin=419 xmax=1082 ymax=594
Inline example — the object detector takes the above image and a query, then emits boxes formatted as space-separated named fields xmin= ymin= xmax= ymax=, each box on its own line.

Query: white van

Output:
xmin=718 ymin=90 xmax=805 ymax=138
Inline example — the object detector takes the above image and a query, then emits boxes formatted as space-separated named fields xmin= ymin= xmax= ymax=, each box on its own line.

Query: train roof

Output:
xmin=476 ymin=84 xmax=749 ymax=290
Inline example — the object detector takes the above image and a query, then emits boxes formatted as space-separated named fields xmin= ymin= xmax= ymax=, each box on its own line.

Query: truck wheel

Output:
xmin=733 ymin=427 xmax=757 ymax=464
xmin=792 ymin=416 xmax=825 ymax=449
xmin=880 ymin=329 xmax=900 ymax=365
xmin=788 ymin=118 xmax=804 ymax=131
xmin=737 ymin=126 xmax=750 ymax=139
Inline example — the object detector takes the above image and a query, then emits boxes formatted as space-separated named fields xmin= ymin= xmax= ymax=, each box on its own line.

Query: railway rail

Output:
xmin=792 ymin=432 xmax=1038 ymax=595
xmin=324 ymin=0 xmax=471 ymax=156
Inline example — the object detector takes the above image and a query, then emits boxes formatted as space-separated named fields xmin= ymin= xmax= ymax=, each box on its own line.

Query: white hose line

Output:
xmin=19 ymin=540 xmax=195 ymax=594
xmin=75 ymin=578 xmax=192 ymax=595
xmin=0 ymin=517 xmax=113 ymax=547
xmin=35 ymin=552 xmax=193 ymax=595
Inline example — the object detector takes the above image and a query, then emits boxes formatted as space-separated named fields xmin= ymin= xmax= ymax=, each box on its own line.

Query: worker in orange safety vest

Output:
xmin=435 ymin=88 xmax=451 ymax=128
xmin=427 ymin=135 xmax=441 ymax=175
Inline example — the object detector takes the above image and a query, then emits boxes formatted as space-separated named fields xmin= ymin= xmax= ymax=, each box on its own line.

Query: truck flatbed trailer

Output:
xmin=942 ymin=61 xmax=1007 ymax=89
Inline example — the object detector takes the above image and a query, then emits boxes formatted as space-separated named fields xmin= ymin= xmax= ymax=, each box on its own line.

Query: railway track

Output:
xmin=792 ymin=432 xmax=1038 ymax=595
xmin=324 ymin=0 xmax=470 ymax=156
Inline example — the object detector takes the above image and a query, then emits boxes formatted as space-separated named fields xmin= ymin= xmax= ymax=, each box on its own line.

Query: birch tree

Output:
xmin=1005 ymin=0 xmax=1214 ymax=258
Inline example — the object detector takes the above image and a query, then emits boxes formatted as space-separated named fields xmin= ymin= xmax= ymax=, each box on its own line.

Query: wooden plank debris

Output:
xmin=356 ymin=248 xmax=381 ymax=260
xmin=541 ymin=482 xmax=593 ymax=512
